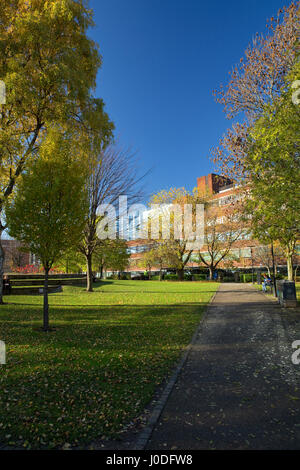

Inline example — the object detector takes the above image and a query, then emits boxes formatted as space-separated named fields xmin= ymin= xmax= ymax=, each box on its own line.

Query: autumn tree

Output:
xmin=79 ymin=146 xmax=143 ymax=291
xmin=254 ymin=245 xmax=284 ymax=276
xmin=210 ymin=3 xmax=299 ymax=282
xmin=0 ymin=0 xmax=113 ymax=303
xmin=6 ymin=131 xmax=88 ymax=330
xmin=147 ymin=188 xmax=195 ymax=281
xmin=196 ymin=199 xmax=243 ymax=280
xmin=212 ymin=2 xmax=299 ymax=180
xmin=144 ymin=245 xmax=167 ymax=281
xmin=4 ymin=242 xmax=28 ymax=270
xmin=244 ymin=61 xmax=300 ymax=280
xmin=56 ymin=249 xmax=85 ymax=274
xmin=138 ymin=249 xmax=155 ymax=279
xmin=94 ymin=238 xmax=130 ymax=278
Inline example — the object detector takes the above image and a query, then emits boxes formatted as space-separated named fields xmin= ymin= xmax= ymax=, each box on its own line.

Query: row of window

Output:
xmin=127 ymin=245 xmax=149 ymax=254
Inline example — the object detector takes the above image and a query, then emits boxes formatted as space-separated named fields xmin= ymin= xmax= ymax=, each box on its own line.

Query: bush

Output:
xmin=192 ymin=274 xmax=207 ymax=281
xmin=240 ymin=273 xmax=257 ymax=283
xmin=120 ymin=273 xmax=131 ymax=280
xmin=164 ymin=274 xmax=178 ymax=281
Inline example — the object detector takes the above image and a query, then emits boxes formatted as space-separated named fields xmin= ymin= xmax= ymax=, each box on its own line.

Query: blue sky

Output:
xmin=89 ymin=0 xmax=287 ymax=197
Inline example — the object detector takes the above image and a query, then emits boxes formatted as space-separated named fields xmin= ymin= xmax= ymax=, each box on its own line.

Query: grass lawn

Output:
xmin=0 ymin=280 xmax=218 ymax=449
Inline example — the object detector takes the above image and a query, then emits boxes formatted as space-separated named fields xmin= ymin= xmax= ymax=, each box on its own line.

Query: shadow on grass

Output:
xmin=96 ymin=290 xmax=217 ymax=294
xmin=0 ymin=285 xmax=215 ymax=449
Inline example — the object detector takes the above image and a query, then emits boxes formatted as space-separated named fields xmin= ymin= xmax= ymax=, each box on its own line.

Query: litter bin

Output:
xmin=277 ymin=280 xmax=297 ymax=307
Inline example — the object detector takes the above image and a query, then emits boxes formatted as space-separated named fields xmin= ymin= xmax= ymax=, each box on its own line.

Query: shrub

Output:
xmin=164 ymin=274 xmax=178 ymax=281
xmin=240 ymin=273 xmax=257 ymax=283
xmin=120 ymin=273 xmax=130 ymax=280
xmin=192 ymin=274 xmax=207 ymax=281
xmin=11 ymin=264 xmax=61 ymax=274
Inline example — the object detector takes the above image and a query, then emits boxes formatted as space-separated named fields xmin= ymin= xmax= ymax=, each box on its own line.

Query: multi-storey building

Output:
xmin=126 ymin=173 xmax=300 ymax=275
xmin=3 ymin=173 xmax=298 ymax=276
xmin=2 ymin=238 xmax=39 ymax=273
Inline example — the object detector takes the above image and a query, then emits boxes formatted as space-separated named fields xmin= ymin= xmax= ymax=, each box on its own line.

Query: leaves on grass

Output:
xmin=0 ymin=280 xmax=217 ymax=449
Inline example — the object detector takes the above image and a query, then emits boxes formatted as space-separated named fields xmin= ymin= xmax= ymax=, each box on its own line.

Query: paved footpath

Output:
xmin=147 ymin=283 xmax=300 ymax=450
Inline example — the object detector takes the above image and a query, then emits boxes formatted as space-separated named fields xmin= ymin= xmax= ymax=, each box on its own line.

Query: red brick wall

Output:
xmin=197 ymin=174 xmax=234 ymax=195
xmin=1 ymin=239 xmax=31 ymax=272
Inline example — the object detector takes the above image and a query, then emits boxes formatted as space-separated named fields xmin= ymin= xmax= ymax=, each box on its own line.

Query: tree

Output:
xmin=159 ymin=240 xmax=192 ymax=281
xmin=4 ymin=242 xmax=28 ymax=270
xmin=6 ymin=131 xmax=88 ymax=330
xmin=196 ymin=200 xmax=243 ymax=280
xmin=245 ymin=61 xmax=300 ymax=280
xmin=0 ymin=0 xmax=114 ymax=303
xmin=56 ymin=248 xmax=85 ymax=274
xmin=148 ymin=188 xmax=194 ymax=281
xmin=254 ymin=245 xmax=283 ymax=276
xmin=145 ymin=245 xmax=167 ymax=281
xmin=78 ymin=146 xmax=143 ymax=291
xmin=211 ymin=4 xmax=300 ymax=282
xmin=94 ymin=238 xmax=130 ymax=278
xmin=138 ymin=249 xmax=155 ymax=279
xmin=148 ymin=187 xmax=244 ymax=280
xmin=212 ymin=2 xmax=299 ymax=180
xmin=93 ymin=241 xmax=109 ymax=279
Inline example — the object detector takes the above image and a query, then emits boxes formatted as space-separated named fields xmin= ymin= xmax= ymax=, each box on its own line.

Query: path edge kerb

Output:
xmin=133 ymin=284 xmax=220 ymax=450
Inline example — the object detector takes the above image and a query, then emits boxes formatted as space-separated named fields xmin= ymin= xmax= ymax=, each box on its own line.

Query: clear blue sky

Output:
xmin=89 ymin=0 xmax=288 ymax=197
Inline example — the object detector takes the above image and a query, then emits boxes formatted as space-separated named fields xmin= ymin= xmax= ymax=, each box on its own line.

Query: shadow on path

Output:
xmin=147 ymin=283 xmax=300 ymax=450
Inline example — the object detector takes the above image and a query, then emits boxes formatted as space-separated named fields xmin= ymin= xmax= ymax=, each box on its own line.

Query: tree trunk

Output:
xmin=99 ymin=265 xmax=103 ymax=279
xmin=177 ymin=269 xmax=184 ymax=281
xmin=159 ymin=270 xmax=162 ymax=281
xmin=270 ymin=243 xmax=277 ymax=297
xmin=148 ymin=270 xmax=151 ymax=280
xmin=43 ymin=266 xmax=49 ymax=331
xmin=86 ymin=253 xmax=93 ymax=292
xmin=0 ymin=234 xmax=4 ymax=305
xmin=287 ymin=251 xmax=294 ymax=281
xmin=209 ymin=266 xmax=214 ymax=281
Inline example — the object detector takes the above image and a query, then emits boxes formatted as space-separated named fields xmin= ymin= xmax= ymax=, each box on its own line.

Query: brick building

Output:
xmin=126 ymin=173 xmax=300 ymax=275
xmin=1 ymin=239 xmax=39 ymax=273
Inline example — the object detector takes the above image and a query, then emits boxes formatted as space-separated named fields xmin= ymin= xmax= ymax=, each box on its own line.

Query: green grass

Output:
xmin=255 ymin=283 xmax=273 ymax=294
xmin=0 ymin=280 xmax=218 ymax=449
xmin=255 ymin=281 xmax=300 ymax=303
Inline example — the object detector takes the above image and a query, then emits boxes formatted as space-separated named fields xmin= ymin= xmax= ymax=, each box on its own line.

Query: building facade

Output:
xmin=2 ymin=239 xmax=39 ymax=273
xmin=126 ymin=173 xmax=300 ymax=275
